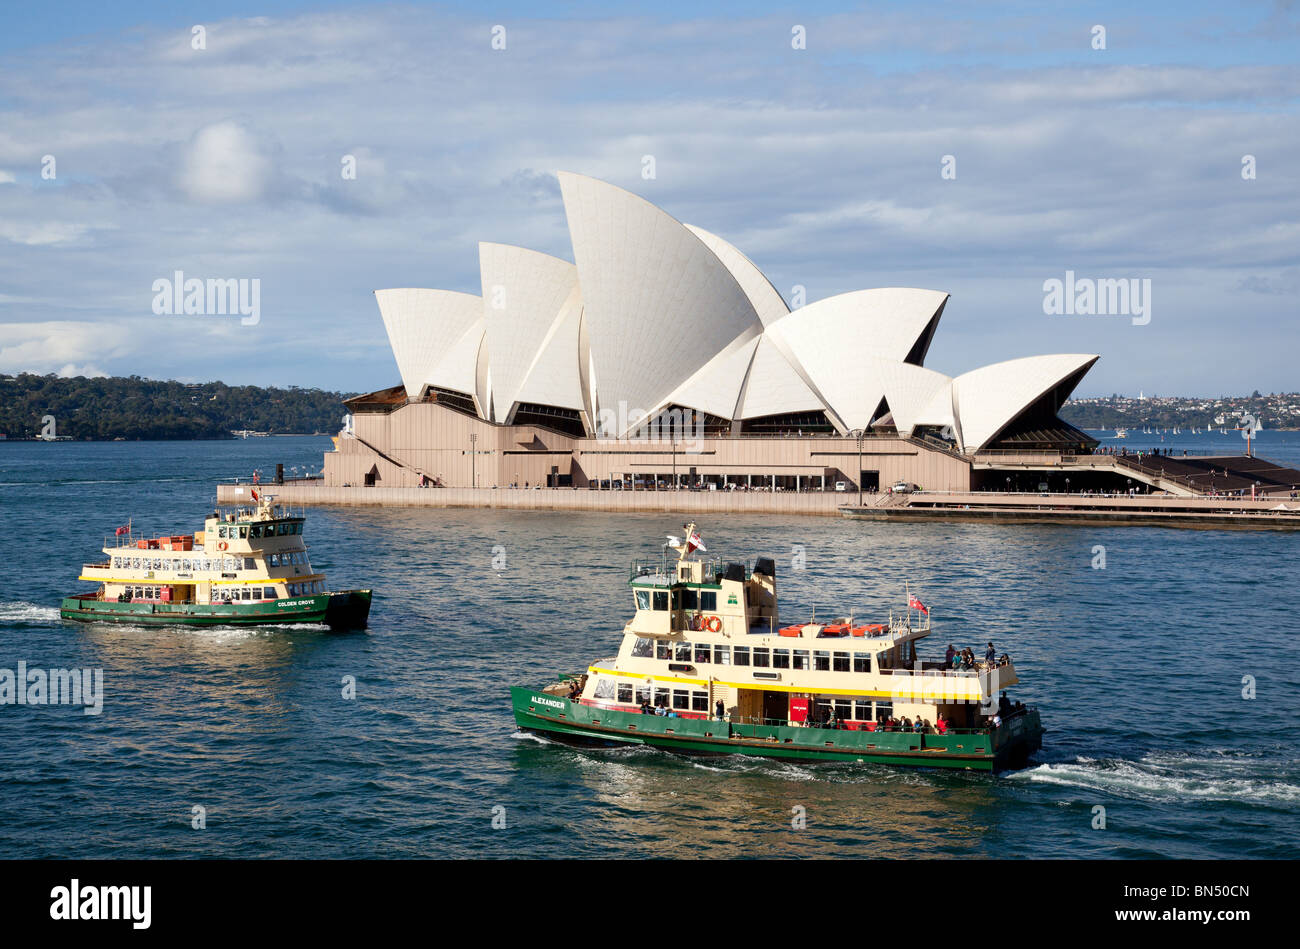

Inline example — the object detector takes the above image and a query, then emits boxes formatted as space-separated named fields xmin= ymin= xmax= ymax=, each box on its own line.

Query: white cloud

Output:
xmin=57 ymin=362 xmax=109 ymax=378
xmin=177 ymin=120 xmax=271 ymax=203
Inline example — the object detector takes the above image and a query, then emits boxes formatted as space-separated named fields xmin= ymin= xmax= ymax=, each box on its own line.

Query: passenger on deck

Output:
xmin=913 ymin=718 xmax=926 ymax=733
xmin=945 ymin=643 xmax=956 ymax=664
xmin=935 ymin=715 xmax=948 ymax=735
xmin=715 ymin=699 xmax=725 ymax=721
xmin=985 ymin=642 xmax=996 ymax=666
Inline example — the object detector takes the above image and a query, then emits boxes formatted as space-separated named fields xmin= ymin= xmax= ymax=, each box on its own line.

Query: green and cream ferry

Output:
xmin=61 ymin=492 xmax=372 ymax=629
xmin=512 ymin=524 xmax=1043 ymax=771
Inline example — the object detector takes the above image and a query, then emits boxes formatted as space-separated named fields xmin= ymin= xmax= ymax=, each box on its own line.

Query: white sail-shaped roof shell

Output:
xmin=912 ymin=380 xmax=961 ymax=446
xmin=431 ymin=316 xmax=490 ymax=417
xmin=952 ymin=354 xmax=1099 ymax=450
xmin=736 ymin=335 xmax=829 ymax=420
xmin=864 ymin=358 xmax=953 ymax=436
xmin=684 ymin=225 xmax=790 ymax=328
xmin=765 ymin=288 xmax=950 ymax=431
xmin=375 ymin=288 xmax=484 ymax=403
xmin=478 ymin=243 xmax=580 ymax=422
xmin=663 ymin=333 xmax=760 ymax=422
xmin=559 ymin=172 xmax=764 ymax=435
xmin=512 ymin=282 xmax=586 ymax=416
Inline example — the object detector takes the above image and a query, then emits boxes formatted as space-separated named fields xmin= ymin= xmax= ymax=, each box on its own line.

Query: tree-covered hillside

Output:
xmin=0 ymin=373 xmax=355 ymax=440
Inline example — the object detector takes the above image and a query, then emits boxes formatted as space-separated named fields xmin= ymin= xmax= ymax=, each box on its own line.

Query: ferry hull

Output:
xmin=511 ymin=687 xmax=1042 ymax=772
xmin=59 ymin=590 xmax=372 ymax=630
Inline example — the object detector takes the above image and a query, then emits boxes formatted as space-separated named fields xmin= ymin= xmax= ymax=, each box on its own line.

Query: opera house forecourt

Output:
xmin=323 ymin=171 xmax=1109 ymax=500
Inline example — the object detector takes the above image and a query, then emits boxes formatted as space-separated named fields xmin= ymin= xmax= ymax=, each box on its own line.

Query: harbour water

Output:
xmin=1 ymin=434 xmax=1297 ymax=858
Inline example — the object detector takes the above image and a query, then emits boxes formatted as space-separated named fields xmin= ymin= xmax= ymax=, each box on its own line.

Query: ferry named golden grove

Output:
xmin=61 ymin=491 xmax=371 ymax=629
xmin=512 ymin=524 xmax=1043 ymax=770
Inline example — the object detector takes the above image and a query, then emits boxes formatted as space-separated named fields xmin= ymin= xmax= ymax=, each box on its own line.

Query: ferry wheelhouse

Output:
xmin=512 ymin=524 xmax=1043 ymax=770
xmin=61 ymin=493 xmax=372 ymax=628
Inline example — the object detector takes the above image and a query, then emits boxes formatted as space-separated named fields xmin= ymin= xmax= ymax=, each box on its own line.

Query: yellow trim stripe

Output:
xmin=586 ymin=666 xmax=982 ymax=700
xmin=80 ymin=574 xmax=323 ymax=586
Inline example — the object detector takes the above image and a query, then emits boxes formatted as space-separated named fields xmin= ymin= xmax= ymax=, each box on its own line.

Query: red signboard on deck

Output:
xmin=789 ymin=696 xmax=809 ymax=722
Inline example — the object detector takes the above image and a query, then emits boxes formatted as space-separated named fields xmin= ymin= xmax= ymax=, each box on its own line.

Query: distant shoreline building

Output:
xmin=327 ymin=172 xmax=1101 ymax=492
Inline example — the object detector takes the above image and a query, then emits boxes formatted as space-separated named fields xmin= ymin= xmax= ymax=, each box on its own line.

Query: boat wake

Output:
xmin=1010 ymin=752 xmax=1300 ymax=806
xmin=0 ymin=601 xmax=62 ymax=625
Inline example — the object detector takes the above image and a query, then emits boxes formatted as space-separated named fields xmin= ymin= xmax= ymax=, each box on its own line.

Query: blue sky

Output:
xmin=1 ymin=1 xmax=1297 ymax=397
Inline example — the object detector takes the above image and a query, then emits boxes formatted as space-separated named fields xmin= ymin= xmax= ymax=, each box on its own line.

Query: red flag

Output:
xmin=251 ymin=489 xmax=260 ymax=502
xmin=908 ymin=594 xmax=929 ymax=615
xmin=114 ymin=524 xmax=130 ymax=536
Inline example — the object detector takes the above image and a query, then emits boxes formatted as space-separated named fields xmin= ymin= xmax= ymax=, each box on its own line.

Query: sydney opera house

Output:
xmin=326 ymin=172 xmax=1099 ymax=493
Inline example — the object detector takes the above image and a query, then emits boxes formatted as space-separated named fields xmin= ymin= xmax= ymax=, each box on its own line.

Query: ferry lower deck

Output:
xmin=511 ymin=688 xmax=1043 ymax=771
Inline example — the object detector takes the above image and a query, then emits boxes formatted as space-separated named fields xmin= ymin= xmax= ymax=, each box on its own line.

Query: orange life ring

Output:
xmin=217 ymin=541 xmax=228 ymax=551
xmin=705 ymin=615 xmax=722 ymax=633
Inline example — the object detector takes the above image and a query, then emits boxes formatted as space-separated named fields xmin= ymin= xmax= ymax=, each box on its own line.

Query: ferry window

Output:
xmin=752 ymin=648 xmax=770 ymax=668
xmin=681 ymin=588 xmax=698 ymax=610
xmin=288 ymin=584 xmax=297 ymax=595
xmin=854 ymin=699 xmax=872 ymax=720
xmin=700 ymin=591 xmax=717 ymax=611
xmin=594 ymin=679 xmax=616 ymax=700
xmin=240 ymin=589 xmax=251 ymax=601
xmin=691 ymin=692 xmax=708 ymax=712
xmin=239 ymin=526 xmax=248 ymax=539
xmin=670 ymin=589 xmax=681 ymax=611
xmin=876 ymin=701 xmax=893 ymax=722
xmin=833 ymin=652 xmax=850 ymax=672
xmin=218 ymin=526 xmax=227 ymax=539
xmin=278 ymin=524 xmax=289 ymax=536
xmin=834 ymin=699 xmax=853 ymax=720
xmin=244 ymin=558 xmax=255 ymax=570
xmin=694 ymin=643 xmax=711 ymax=664
xmin=814 ymin=650 xmax=830 ymax=671
xmin=656 ymin=642 xmax=671 ymax=660
xmin=635 ymin=590 xmax=650 ymax=611
xmin=181 ymin=559 xmax=191 ymax=571
xmin=733 ymin=646 xmax=750 ymax=666
xmin=617 ymin=683 xmax=634 ymax=703
xmin=672 ymin=690 xmax=689 ymax=710
xmin=854 ymin=654 xmax=871 ymax=673
xmin=773 ymin=649 xmax=790 ymax=669
xmin=263 ymin=587 xmax=275 ymax=599
xmin=793 ymin=649 xmax=809 ymax=670
xmin=675 ymin=641 xmax=691 ymax=661
xmin=132 ymin=558 xmax=141 ymax=570
xmin=714 ymin=645 xmax=730 ymax=666
xmin=632 ymin=637 xmax=653 ymax=658
xmin=268 ymin=553 xmax=277 ymax=567
xmin=653 ymin=591 xmax=668 ymax=611
xmin=251 ymin=526 xmax=262 ymax=539
xmin=814 ymin=699 xmax=833 ymax=721
xmin=635 ymin=685 xmax=651 ymax=705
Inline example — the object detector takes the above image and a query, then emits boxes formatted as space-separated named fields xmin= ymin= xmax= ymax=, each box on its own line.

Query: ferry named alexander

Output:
xmin=512 ymin=524 xmax=1042 ymax=770
xmin=61 ymin=492 xmax=371 ymax=629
